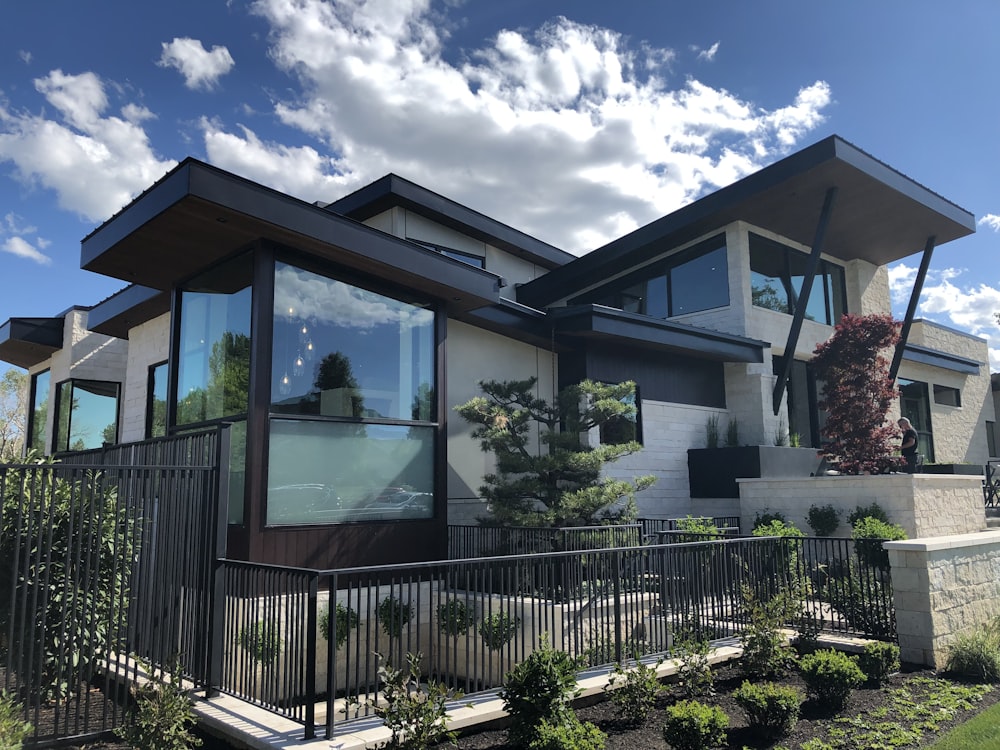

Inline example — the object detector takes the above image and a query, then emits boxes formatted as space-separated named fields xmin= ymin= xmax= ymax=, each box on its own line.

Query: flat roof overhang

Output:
xmin=551 ymin=305 xmax=767 ymax=363
xmin=326 ymin=174 xmax=574 ymax=270
xmin=902 ymin=344 xmax=981 ymax=375
xmin=460 ymin=298 xmax=556 ymax=350
xmin=87 ymin=285 xmax=171 ymax=339
xmin=0 ymin=317 xmax=64 ymax=369
xmin=519 ymin=135 xmax=977 ymax=308
xmin=81 ymin=160 xmax=504 ymax=314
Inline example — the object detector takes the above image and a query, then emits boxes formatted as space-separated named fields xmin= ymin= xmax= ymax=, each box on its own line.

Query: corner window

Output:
xmin=27 ymin=369 xmax=50 ymax=454
xmin=599 ymin=389 xmax=642 ymax=446
xmin=267 ymin=261 xmax=437 ymax=525
xmin=578 ymin=235 xmax=728 ymax=318
xmin=146 ymin=361 xmax=168 ymax=438
xmin=53 ymin=379 xmax=120 ymax=452
xmin=175 ymin=254 xmax=253 ymax=426
xmin=749 ymin=233 xmax=846 ymax=325
xmin=933 ymin=384 xmax=961 ymax=408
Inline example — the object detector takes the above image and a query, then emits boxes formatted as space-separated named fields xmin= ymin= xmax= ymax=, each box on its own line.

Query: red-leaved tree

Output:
xmin=812 ymin=313 xmax=904 ymax=475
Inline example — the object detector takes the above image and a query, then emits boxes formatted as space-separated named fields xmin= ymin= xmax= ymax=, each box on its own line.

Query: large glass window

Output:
xmin=581 ymin=235 xmax=728 ymax=318
xmin=175 ymin=254 xmax=253 ymax=425
xmin=53 ymin=379 xmax=120 ymax=452
xmin=27 ymin=369 xmax=50 ymax=453
xmin=146 ymin=361 xmax=168 ymax=438
xmin=899 ymin=378 xmax=935 ymax=462
xmin=267 ymin=262 xmax=436 ymax=525
xmin=750 ymin=233 xmax=846 ymax=325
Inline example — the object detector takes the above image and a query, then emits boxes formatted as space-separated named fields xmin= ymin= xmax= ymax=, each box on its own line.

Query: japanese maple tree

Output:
xmin=811 ymin=313 xmax=904 ymax=475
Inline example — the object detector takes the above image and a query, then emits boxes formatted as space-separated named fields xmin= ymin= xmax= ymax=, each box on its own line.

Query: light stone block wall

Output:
xmin=738 ymin=475 xmax=986 ymax=539
xmin=846 ymin=260 xmax=890 ymax=317
xmin=120 ymin=313 xmax=171 ymax=443
xmin=886 ymin=531 xmax=1000 ymax=667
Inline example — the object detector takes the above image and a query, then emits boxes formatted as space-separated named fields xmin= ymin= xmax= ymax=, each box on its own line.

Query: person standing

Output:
xmin=897 ymin=417 xmax=919 ymax=473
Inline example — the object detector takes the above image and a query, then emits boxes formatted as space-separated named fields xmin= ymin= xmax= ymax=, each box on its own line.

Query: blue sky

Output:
xmin=1 ymin=0 xmax=998 ymax=380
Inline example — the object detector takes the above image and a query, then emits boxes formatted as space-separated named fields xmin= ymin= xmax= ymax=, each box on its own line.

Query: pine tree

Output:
xmin=812 ymin=314 xmax=904 ymax=475
xmin=456 ymin=378 xmax=654 ymax=526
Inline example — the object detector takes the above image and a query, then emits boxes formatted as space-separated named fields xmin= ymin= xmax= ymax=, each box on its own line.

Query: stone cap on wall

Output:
xmin=884 ymin=529 xmax=1000 ymax=553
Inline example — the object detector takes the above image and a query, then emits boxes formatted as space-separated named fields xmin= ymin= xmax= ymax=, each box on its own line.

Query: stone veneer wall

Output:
xmin=737 ymin=475 xmax=985 ymax=538
xmin=885 ymin=531 xmax=1000 ymax=667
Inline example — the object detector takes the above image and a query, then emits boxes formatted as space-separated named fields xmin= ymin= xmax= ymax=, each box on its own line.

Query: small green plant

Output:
xmin=437 ymin=599 xmax=474 ymax=638
xmin=944 ymin=626 xmax=1000 ymax=682
xmin=239 ymin=620 xmax=282 ymax=666
xmin=751 ymin=511 xmax=788 ymax=530
xmin=789 ymin=432 xmax=801 ymax=448
xmin=674 ymin=515 xmax=721 ymax=542
xmin=479 ymin=610 xmax=520 ymax=651
xmin=661 ymin=699 xmax=728 ymax=750
xmin=672 ymin=635 xmax=714 ymax=697
xmin=798 ymin=648 xmax=864 ymax=710
xmin=857 ymin=641 xmax=900 ymax=684
xmin=733 ymin=680 xmax=802 ymax=738
xmin=794 ymin=609 xmax=823 ymax=654
xmin=320 ymin=602 xmax=359 ymax=649
xmin=725 ymin=417 xmax=740 ymax=447
xmin=367 ymin=652 xmax=464 ymax=749
xmin=604 ymin=657 xmax=663 ymax=724
xmin=705 ymin=414 xmax=720 ymax=448
xmin=528 ymin=717 xmax=607 ymax=750
xmin=501 ymin=635 xmax=581 ymax=748
xmin=0 ymin=692 xmax=31 ymax=750
xmin=851 ymin=516 xmax=907 ymax=567
xmin=806 ymin=503 xmax=840 ymax=536
xmin=377 ymin=596 xmax=413 ymax=638
xmin=774 ymin=417 xmax=788 ymax=446
xmin=848 ymin=502 xmax=889 ymax=526
xmin=740 ymin=585 xmax=798 ymax=680
xmin=116 ymin=661 xmax=202 ymax=750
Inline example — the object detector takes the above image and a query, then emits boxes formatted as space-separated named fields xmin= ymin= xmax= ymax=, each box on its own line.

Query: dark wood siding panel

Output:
xmin=256 ymin=521 xmax=447 ymax=569
xmin=581 ymin=343 xmax=726 ymax=408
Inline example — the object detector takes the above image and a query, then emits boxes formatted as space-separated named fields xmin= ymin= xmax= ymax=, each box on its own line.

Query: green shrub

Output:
xmin=116 ymin=661 xmax=202 ymax=750
xmin=661 ymin=699 xmax=728 ymax=750
xmin=479 ymin=610 xmax=519 ymax=651
xmin=945 ymin=628 xmax=1000 ymax=682
xmin=821 ymin=563 xmax=895 ymax=639
xmin=740 ymin=585 xmax=798 ymax=680
xmin=367 ymin=652 xmax=463 ymax=749
xmin=705 ymin=415 xmax=720 ymax=449
xmin=848 ymin=502 xmax=889 ymax=526
xmin=672 ymin=635 xmax=714 ymax=697
xmin=437 ymin=599 xmax=473 ymax=637
xmin=239 ymin=620 xmax=282 ymax=666
xmin=751 ymin=519 xmax=804 ymax=538
xmin=0 ymin=692 xmax=31 ymax=750
xmin=807 ymin=504 xmax=840 ymax=536
xmin=857 ymin=641 xmax=900 ymax=684
xmin=851 ymin=517 xmax=906 ymax=567
xmin=604 ymin=657 xmax=663 ymax=724
xmin=674 ymin=515 xmax=721 ymax=542
xmin=752 ymin=511 xmax=788 ymax=530
xmin=528 ymin=718 xmax=607 ymax=750
xmin=377 ymin=596 xmax=413 ymax=638
xmin=725 ymin=418 xmax=740 ymax=447
xmin=798 ymin=649 xmax=864 ymax=709
xmin=319 ymin=602 xmax=359 ymax=649
xmin=733 ymin=680 xmax=801 ymax=738
xmin=501 ymin=636 xmax=581 ymax=748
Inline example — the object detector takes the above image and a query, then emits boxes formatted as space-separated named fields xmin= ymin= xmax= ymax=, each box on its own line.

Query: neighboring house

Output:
xmin=0 ymin=135 xmax=995 ymax=569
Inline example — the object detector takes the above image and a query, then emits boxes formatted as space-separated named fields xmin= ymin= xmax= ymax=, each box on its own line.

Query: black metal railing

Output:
xmin=985 ymin=461 xmax=1000 ymax=507
xmin=0 ymin=428 xmax=225 ymax=746
xmin=214 ymin=531 xmax=893 ymax=740
xmin=638 ymin=516 xmax=741 ymax=542
xmin=447 ymin=524 xmax=642 ymax=558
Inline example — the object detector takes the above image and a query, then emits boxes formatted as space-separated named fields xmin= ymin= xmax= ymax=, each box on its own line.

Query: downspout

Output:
xmin=772 ymin=187 xmax=838 ymax=414
xmin=889 ymin=235 xmax=936 ymax=384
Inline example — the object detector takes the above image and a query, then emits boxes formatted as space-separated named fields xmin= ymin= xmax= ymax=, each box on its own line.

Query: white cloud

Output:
xmin=695 ymin=41 xmax=720 ymax=62
xmin=18 ymin=50 xmax=31 ymax=65
xmin=227 ymin=0 xmax=831 ymax=253
xmin=158 ymin=38 xmax=235 ymax=90
xmin=2 ymin=236 xmax=51 ymax=265
xmin=0 ymin=70 xmax=177 ymax=222
xmin=979 ymin=214 xmax=1000 ymax=232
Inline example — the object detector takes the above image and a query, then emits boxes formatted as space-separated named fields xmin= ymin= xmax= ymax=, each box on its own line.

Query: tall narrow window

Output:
xmin=53 ymin=379 xmax=120 ymax=452
xmin=27 ymin=369 xmax=50 ymax=453
xmin=267 ymin=262 xmax=437 ymax=525
xmin=146 ymin=361 xmax=168 ymax=438
xmin=899 ymin=378 xmax=934 ymax=462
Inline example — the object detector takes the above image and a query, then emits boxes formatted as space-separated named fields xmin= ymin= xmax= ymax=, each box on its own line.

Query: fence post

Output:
xmin=304 ymin=573 xmax=318 ymax=740
xmin=205 ymin=423 xmax=231 ymax=697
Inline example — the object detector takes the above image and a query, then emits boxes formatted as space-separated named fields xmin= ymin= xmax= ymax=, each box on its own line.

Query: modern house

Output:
xmin=2 ymin=135 xmax=996 ymax=570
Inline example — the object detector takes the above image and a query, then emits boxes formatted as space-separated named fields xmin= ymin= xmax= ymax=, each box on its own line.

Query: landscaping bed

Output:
xmin=432 ymin=662 xmax=1000 ymax=749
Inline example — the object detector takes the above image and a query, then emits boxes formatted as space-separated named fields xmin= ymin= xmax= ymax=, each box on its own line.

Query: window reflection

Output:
xmin=147 ymin=362 xmax=167 ymax=438
xmin=28 ymin=370 xmax=50 ymax=453
xmin=749 ymin=233 xmax=846 ymax=324
xmin=53 ymin=379 xmax=120 ymax=452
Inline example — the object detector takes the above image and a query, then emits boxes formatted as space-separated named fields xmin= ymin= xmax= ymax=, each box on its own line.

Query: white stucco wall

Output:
xmin=120 ymin=313 xmax=171 ymax=443
xmin=446 ymin=320 xmax=555 ymax=523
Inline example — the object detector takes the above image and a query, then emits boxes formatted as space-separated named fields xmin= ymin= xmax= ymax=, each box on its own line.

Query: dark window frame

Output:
xmin=51 ymin=377 xmax=121 ymax=453
xmin=749 ymin=233 xmax=847 ymax=325
xmin=932 ymin=384 xmax=962 ymax=408
xmin=407 ymin=238 xmax=486 ymax=269
xmin=146 ymin=360 xmax=168 ymax=438
xmin=899 ymin=378 xmax=935 ymax=463
xmin=27 ymin=369 xmax=50 ymax=455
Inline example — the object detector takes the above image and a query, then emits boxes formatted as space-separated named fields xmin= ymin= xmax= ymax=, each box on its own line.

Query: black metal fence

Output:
xmin=215 ymin=530 xmax=895 ymax=740
xmin=0 ymin=428 xmax=225 ymax=745
xmin=985 ymin=461 xmax=1000 ymax=507
xmin=447 ymin=524 xmax=643 ymax=558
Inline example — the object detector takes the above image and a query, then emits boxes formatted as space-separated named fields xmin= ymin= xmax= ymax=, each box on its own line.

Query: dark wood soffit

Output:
xmin=87 ymin=286 xmax=171 ymax=339
xmin=0 ymin=318 xmax=63 ymax=369
xmin=81 ymin=164 xmax=503 ymax=314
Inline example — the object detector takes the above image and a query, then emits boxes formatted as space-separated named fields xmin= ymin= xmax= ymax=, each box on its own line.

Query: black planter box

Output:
xmin=920 ymin=463 xmax=984 ymax=476
xmin=687 ymin=446 xmax=824 ymax=498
